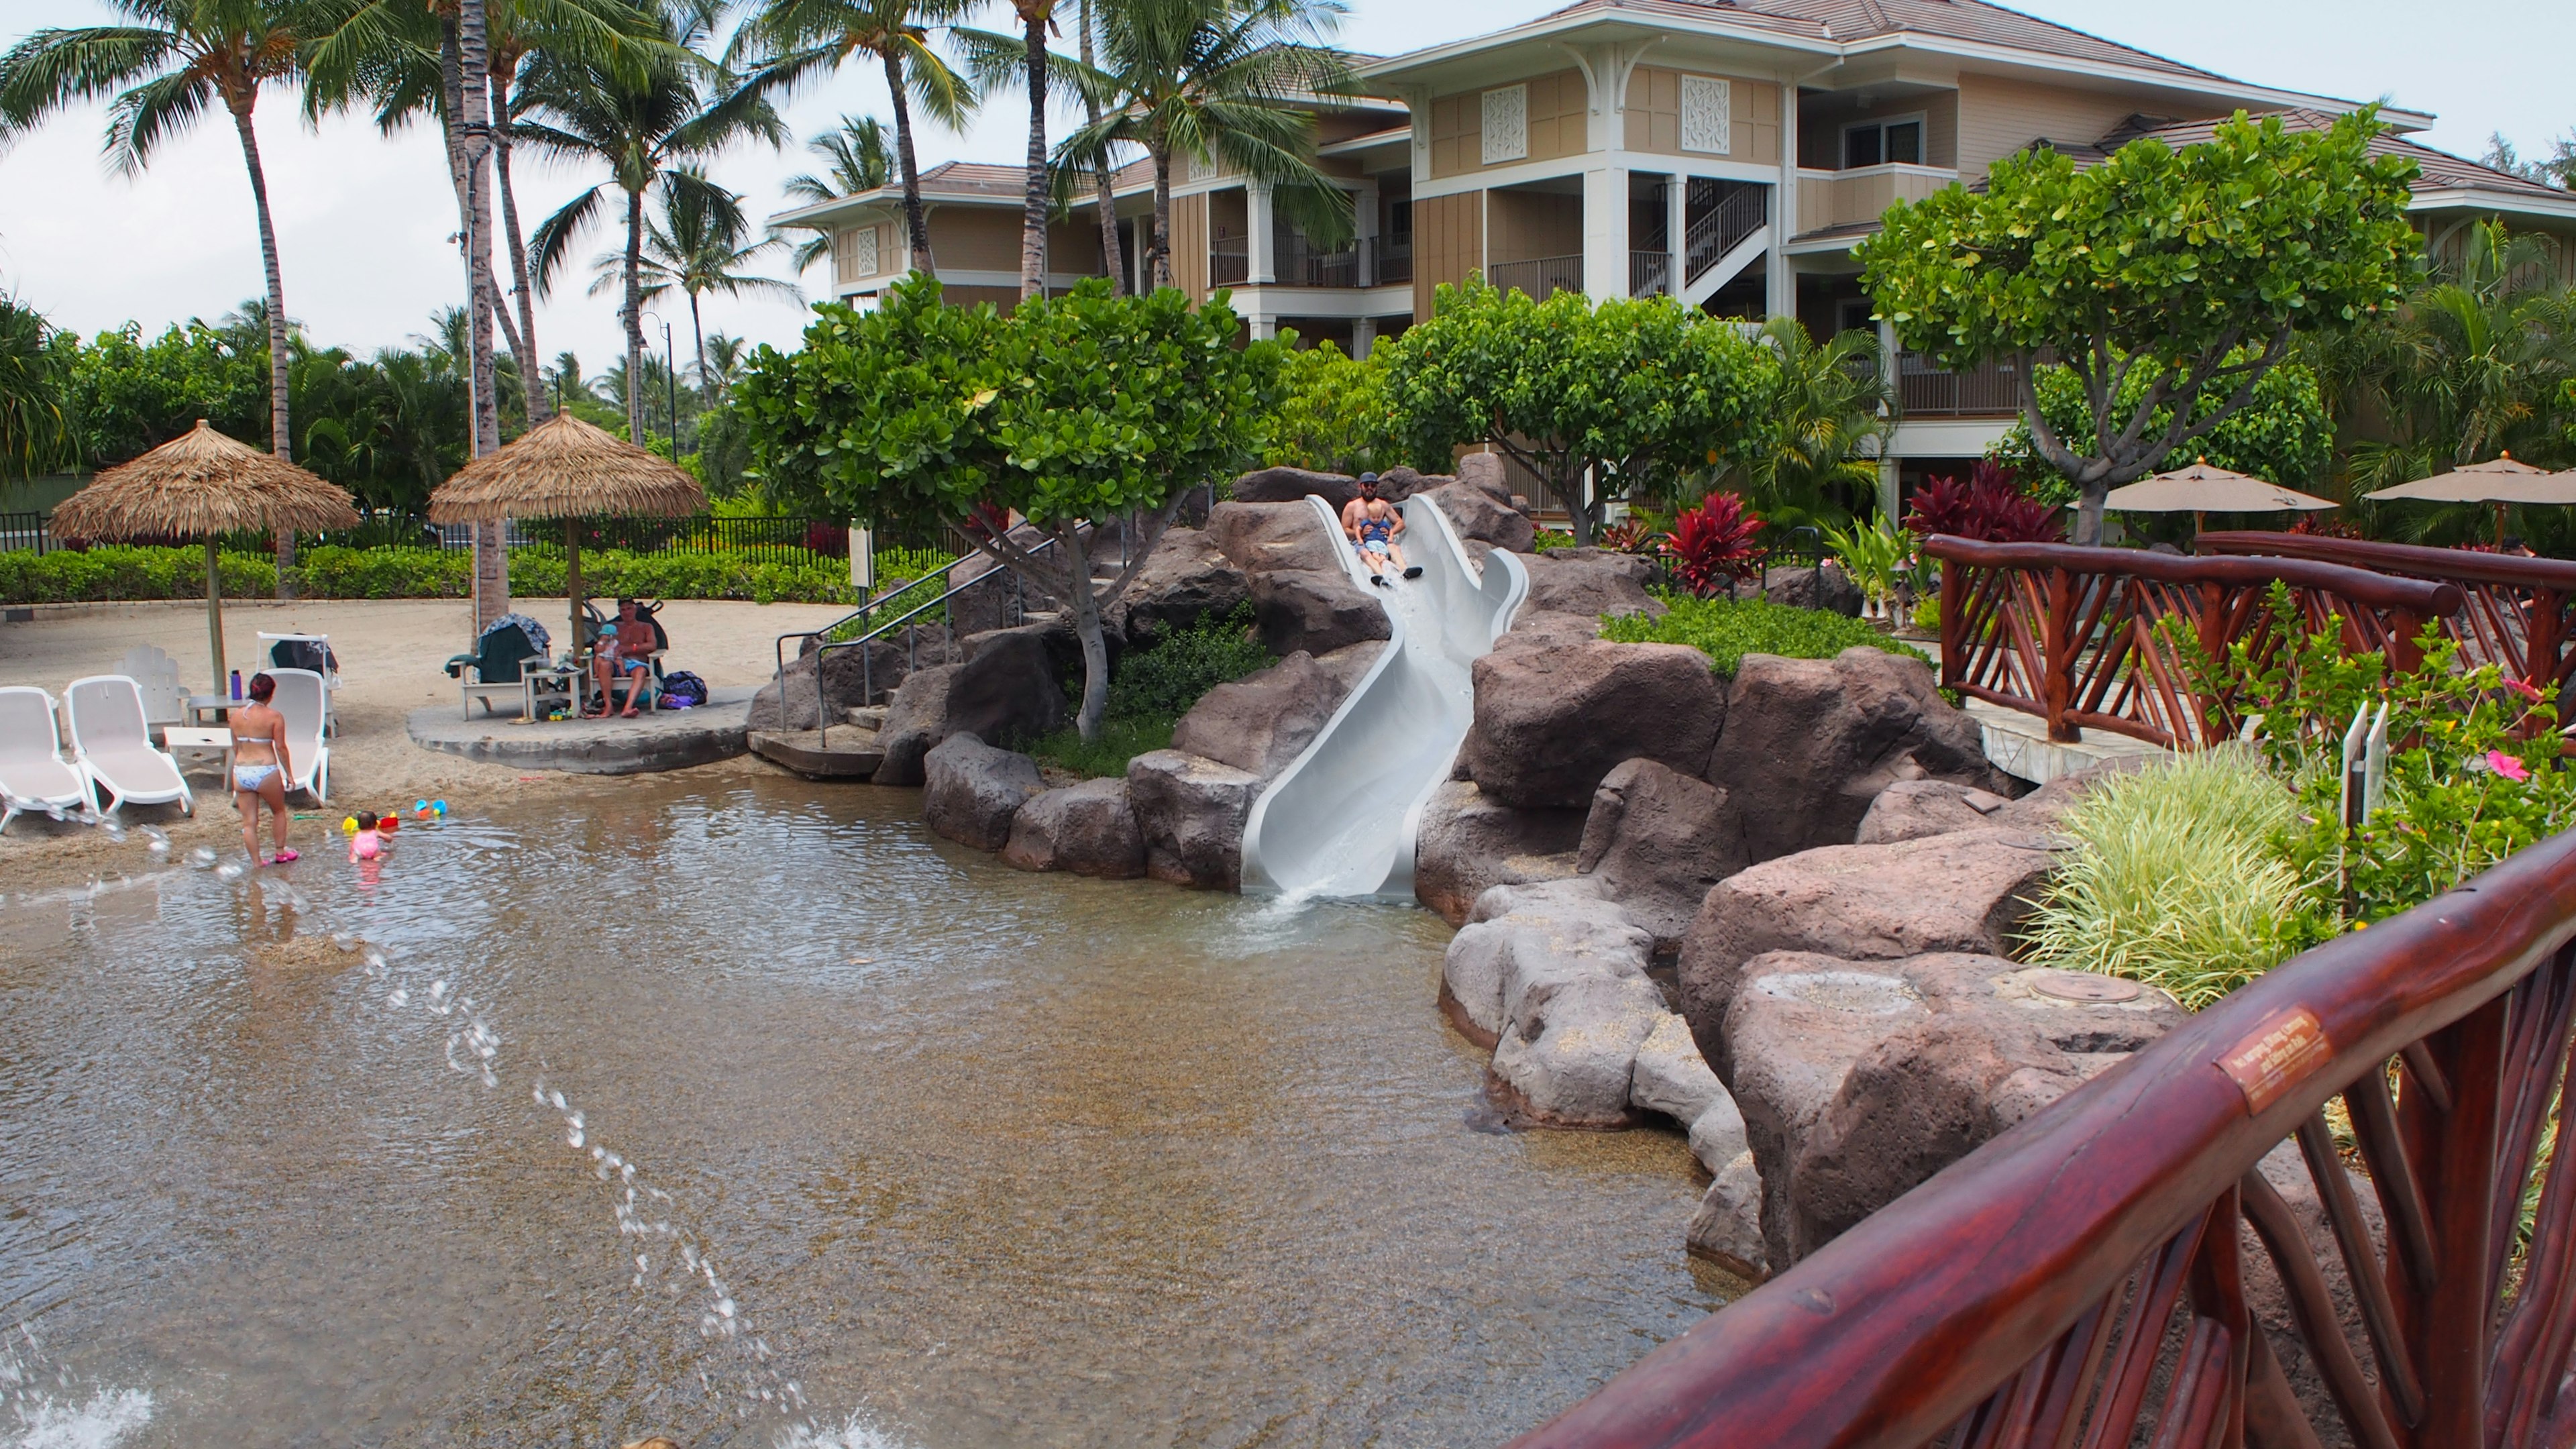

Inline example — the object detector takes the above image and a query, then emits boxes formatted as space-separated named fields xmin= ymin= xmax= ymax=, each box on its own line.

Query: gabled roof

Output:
xmin=2045 ymin=110 xmax=2572 ymax=204
xmin=1555 ymin=0 xmax=2227 ymax=83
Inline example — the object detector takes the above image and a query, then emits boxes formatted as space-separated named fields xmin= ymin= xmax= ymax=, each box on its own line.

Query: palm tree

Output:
xmin=696 ymin=331 xmax=749 ymax=398
xmin=955 ymin=1 xmax=1063 ymax=300
xmin=520 ymin=15 xmax=784 ymax=442
xmin=0 ymin=294 xmax=76 ymax=480
xmin=1073 ymin=0 xmax=1122 ymax=293
xmin=1056 ymin=0 xmax=1356 ymax=291
xmin=779 ymin=112 xmax=892 ymax=271
xmin=613 ymin=170 xmax=801 ymax=396
xmin=1735 ymin=317 xmax=1896 ymax=532
xmin=0 ymin=0 xmax=321 ymax=592
xmin=729 ymin=0 xmax=975 ymax=275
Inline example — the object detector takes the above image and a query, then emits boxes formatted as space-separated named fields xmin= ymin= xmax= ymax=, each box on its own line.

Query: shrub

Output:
xmin=0 ymin=543 xmax=861 ymax=604
xmin=1108 ymin=604 xmax=1273 ymax=719
xmin=1533 ymin=529 xmax=1577 ymax=553
xmin=2019 ymin=751 xmax=2308 ymax=1010
xmin=1601 ymin=594 xmax=1930 ymax=677
xmin=1904 ymin=462 xmax=2063 ymax=543
xmin=1665 ymin=492 xmax=1766 ymax=596
xmin=299 ymin=545 xmax=470 ymax=598
xmin=0 ymin=545 xmax=275 ymax=602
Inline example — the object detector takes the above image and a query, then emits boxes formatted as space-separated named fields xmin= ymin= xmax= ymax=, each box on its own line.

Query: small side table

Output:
xmin=183 ymin=696 xmax=236 ymax=727
xmin=162 ymin=726 xmax=232 ymax=778
xmin=523 ymin=667 xmax=579 ymax=721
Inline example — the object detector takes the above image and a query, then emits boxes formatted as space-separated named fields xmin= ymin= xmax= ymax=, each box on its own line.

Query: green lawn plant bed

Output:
xmin=1025 ymin=606 xmax=1275 ymax=779
xmin=1601 ymin=594 xmax=1930 ymax=677
xmin=1 ymin=544 xmax=866 ymax=606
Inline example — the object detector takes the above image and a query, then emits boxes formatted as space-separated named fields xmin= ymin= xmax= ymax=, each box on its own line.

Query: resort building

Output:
xmin=767 ymin=0 xmax=2576 ymax=508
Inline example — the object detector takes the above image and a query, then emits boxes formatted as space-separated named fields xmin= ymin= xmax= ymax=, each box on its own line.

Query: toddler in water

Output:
xmin=349 ymin=810 xmax=388 ymax=864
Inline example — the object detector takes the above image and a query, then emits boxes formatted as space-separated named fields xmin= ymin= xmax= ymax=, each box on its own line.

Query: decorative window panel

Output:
xmin=1680 ymin=76 xmax=1732 ymax=155
xmin=1481 ymin=85 xmax=1527 ymax=165
xmin=853 ymin=225 xmax=880 ymax=278
xmin=1187 ymin=152 xmax=1217 ymax=183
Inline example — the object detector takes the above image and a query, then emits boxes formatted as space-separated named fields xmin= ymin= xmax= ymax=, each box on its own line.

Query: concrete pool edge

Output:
xmin=405 ymin=688 xmax=757 ymax=774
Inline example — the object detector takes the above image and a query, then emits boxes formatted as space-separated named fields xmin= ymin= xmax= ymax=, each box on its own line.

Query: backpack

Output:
xmin=659 ymin=669 xmax=708 ymax=708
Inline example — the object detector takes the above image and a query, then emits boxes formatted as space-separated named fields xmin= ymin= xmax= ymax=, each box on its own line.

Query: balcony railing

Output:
xmin=1210 ymin=235 xmax=1248 ymax=286
xmin=1631 ymin=250 xmax=1672 ymax=299
xmin=1378 ymin=241 xmax=1412 ymax=285
xmin=1486 ymin=254 xmax=1583 ymax=301
xmin=1896 ymin=350 xmax=2028 ymax=417
xmin=1275 ymin=227 xmax=1360 ymax=287
xmin=1208 ymin=233 xmax=1411 ymax=288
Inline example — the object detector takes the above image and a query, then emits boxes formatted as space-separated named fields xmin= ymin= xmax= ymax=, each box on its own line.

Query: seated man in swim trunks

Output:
xmin=1340 ymin=475 xmax=1422 ymax=586
xmin=588 ymin=598 xmax=666 ymax=718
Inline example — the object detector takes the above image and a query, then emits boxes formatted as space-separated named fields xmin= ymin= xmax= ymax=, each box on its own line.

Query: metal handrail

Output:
xmin=768 ymin=535 xmax=1058 ymax=744
xmin=1684 ymin=182 xmax=1767 ymax=286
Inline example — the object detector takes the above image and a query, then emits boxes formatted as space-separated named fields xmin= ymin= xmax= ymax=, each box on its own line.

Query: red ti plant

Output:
xmin=1666 ymin=491 xmax=1767 ymax=597
xmin=1902 ymin=460 xmax=2063 ymax=543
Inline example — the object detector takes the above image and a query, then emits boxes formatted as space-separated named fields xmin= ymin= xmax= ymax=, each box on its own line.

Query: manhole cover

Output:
xmin=2032 ymin=971 xmax=2142 ymax=1004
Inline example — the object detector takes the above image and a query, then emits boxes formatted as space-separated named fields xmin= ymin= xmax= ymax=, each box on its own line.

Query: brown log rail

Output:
xmin=1928 ymin=537 xmax=2465 ymax=747
xmin=2198 ymin=531 xmax=2576 ymax=729
xmin=1506 ymin=826 xmax=2576 ymax=1449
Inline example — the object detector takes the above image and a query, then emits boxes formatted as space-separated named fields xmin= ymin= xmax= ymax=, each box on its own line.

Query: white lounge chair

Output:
xmin=264 ymin=667 xmax=330 ymax=803
xmin=0 ymin=687 xmax=97 ymax=833
xmin=118 ymin=644 xmax=189 ymax=738
xmin=260 ymin=633 xmax=340 ymax=734
xmin=63 ymin=675 xmax=193 ymax=818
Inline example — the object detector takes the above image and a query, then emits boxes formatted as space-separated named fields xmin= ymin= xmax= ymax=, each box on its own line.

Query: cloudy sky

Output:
xmin=0 ymin=0 xmax=2569 ymax=378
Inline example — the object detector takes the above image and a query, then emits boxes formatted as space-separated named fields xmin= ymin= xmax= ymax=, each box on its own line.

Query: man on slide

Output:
xmin=1340 ymin=474 xmax=1423 ymax=587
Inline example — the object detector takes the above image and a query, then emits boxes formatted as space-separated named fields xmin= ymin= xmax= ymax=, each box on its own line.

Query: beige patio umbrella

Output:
xmin=2106 ymin=458 xmax=2337 ymax=537
xmin=426 ymin=412 xmax=705 ymax=651
xmin=48 ymin=420 xmax=360 ymax=697
xmin=2362 ymin=451 xmax=2562 ymax=542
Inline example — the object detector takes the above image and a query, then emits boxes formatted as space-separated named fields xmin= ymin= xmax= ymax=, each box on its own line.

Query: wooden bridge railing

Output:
xmin=2197 ymin=531 xmax=2576 ymax=729
xmin=1507 ymin=826 xmax=2576 ymax=1449
xmin=1928 ymin=537 xmax=2465 ymax=747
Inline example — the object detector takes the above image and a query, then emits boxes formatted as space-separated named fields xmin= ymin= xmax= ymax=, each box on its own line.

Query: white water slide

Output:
xmin=1241 ymin=495 xmax=1528 ymax=900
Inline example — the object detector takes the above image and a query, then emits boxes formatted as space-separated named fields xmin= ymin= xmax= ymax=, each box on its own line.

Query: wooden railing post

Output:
xmin=1939 ymin=553 xmax=1965 ymax=694
xmin=2530 ymin=586 xmax=2567 ymax=727
xmin=2400 ymin=996 xmax=2506 ymax=1448
xmin=2043 ymin=566 xmax=2077 ymax=743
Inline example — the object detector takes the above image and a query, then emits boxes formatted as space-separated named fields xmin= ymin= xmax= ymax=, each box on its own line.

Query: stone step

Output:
xmin=844 ymin=705 xmax=889 ymax=730
xmin=747 ymin=728 xmax=883 ymax=780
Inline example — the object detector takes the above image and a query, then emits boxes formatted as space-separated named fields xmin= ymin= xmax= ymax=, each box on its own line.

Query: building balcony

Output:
xmin=1897 ymin=350 xmax=2029 ymax=417
xmin=1487 ymin=253 xmax=1582 ymax=301
xmin=1210 ymin=233 xmax=1414 ymax=290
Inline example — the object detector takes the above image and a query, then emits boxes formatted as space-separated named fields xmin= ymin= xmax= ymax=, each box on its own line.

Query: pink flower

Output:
xmin=2509 ymin=678 xmax=2546 ymax=703
xmin=2489 ymin=750 xmax=2532 ymax=783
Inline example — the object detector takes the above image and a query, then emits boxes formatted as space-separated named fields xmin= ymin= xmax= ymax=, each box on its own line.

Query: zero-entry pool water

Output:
xmin=0 ymin=775 xmax=1725 ymax=1448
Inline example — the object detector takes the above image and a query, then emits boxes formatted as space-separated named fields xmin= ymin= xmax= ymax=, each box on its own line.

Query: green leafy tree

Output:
xmin=1860 ymin=108 xmax=2420 ymax=544
xmin=65 ymin=320 xmax=270 ymax=467
xmin=0 ymin=296 xmax=78 ymax=479
xmin=779 ymin=112 xmax=893 ymax=271
xmin=737 ymin=275 xmax=1286 ymax=740
xmin=1990 ymin=356 xmax=2336 ymax=504
xmin=1377 ymin=277 xmax=1774 ymax=543
xmin=1735 ymin=317 xmax=1892 ymax=533
xmin=1262 ymin=340 xmax=1393 ymax=474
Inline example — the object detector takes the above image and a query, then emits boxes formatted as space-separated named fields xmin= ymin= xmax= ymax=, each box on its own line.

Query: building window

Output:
xmin=1842 ymin=115 xmax=1925 ymax=168
xmin=1481 ymin=85 xmax=1527 ymax=166
xmin=1387 ymin=199 xmax=1412 ymax=248
xmin=1836 ymin=298 xmax=1876 ymax=336
xmin=1679 ymin=76 xmax=1732 ymax=155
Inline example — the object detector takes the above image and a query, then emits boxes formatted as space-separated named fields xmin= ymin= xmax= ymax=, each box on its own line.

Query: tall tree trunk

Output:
xmin=1077 ymin=0 xmax=1122 ymax=293
xmin=1017 ymin=5 xmax=1049 ymax=303
xmin=1059 ymin=523 xmax=1109 ymax=741
xmin=227 ymin=99 xmax=297 ymax=600
xmin=1150 ymin=149 xmax=1174 ymax=290
xmin=623 ymin=187 xmax=647 ymax=445
xmin=688 ymin=291 xmax=706 ymax=405
xmin=458 ymin=0 xmax=511 ymax=630
xmin=883 ymin=50 xmax=935 ymax=274
xmin=492 ymin=78 xmax=548 ymax=425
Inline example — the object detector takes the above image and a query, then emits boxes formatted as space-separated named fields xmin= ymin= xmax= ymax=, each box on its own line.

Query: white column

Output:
xmin=1582 ymin=164 xmax=1629 ymax=301
xmin=1666 ymin=174 xmax=1686 ymax=299
xmin=1246 ymin=182 xmax=1277 ymax=285
xmin=1354 ymin=181 xmax=1381 ymax=286
xmin=1352 ymin=315 xmax=1377 ymax=360
xmin=1247 ymin=315 xmax=1277 ymax=341
xmin=1768 ymin=76 xmax=1798 ymax=320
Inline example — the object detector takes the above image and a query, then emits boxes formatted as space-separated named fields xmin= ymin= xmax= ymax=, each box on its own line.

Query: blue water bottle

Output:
xmin=230 ymin=669 xmax=242 ymax=700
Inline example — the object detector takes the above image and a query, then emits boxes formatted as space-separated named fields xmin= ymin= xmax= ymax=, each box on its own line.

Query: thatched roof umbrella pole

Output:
xmin=49 ymin=421 xmax=361 ymax=695
xmin=427 ymin=413 xmax=704 ymax=657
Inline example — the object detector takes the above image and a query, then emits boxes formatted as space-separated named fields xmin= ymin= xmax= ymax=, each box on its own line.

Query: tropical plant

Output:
xmin=0 ymin=296 xmax=76 ymax=479
xmin=953 ymin=0 xmax=1069 ymax=301
xmin=64 ymin=319 xmax=270 ymax=466
xmin=1989 ymin=355 xmax=2336 ymax=504
xmin=1858 ymin=107 xmax=2421 ymax=544
xmin=620 ymin=168 xmax=800 ymax=399
xmin=1823 ymin=517 xmax=1909 ymax=619
xmin=1377 ymin=278 xmax=1775 ymax=543
xmin=1601 ymin=594 xmax=1929 ymax=677
xmin=520 ymin=12 xmax=784 ymax=442
xmin=1902 ymin=462 xmax=2063 ymax=543
xmin=729 ymin=0 xmax=976 ymax=275
xmin=1055 ymin=0 xmax=1354 ymax=290
xmin=1262 ymin=341 xmax=1394 ymax=474
xmin=735 ymin=275 xmax=1287 ymax=740
xmin=779 ymin=112 xmax=893 ymax=270
xmin=1737 ymin=317 xmax=1892 ymax=533
xmin=1664 ymin=491 xmax=1765 ymax=597
xmin=0 ymin=0 xmax=329 ymax=588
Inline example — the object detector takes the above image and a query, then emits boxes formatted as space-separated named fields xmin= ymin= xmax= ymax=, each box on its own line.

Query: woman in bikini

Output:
xmin=228 ymin=672 xmax=297 ymax=864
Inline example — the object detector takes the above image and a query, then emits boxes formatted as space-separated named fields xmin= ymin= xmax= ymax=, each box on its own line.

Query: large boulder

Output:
xmin=1248 ymin=569 xmax=1392 ymax=657
xmin=1231 ymin=466 xmax=1358 ymax=511
xmin=1413 ymin=780 xmax=1587 ymax=926
xmin=1760 ymin=563 xmax=1865 ymax=617
xmin=748 ymin=633 xmax=921 ymax=731
xmin=1001 ymin=777 xmax=1146 ymax=877
xmin=1710 ymin=647 xmax=2014 ymax=862
xmin=1517 ymin=551 xmax=1665 ymax=621
xmin=947 ymin=523 xmax=1053 ymax=635
xmin=1171 ymin=643 xmax=1381 ymax=780
xmin=1104 ymin=527 xmax=1249 ymax=643
xmin=1206 ymin=500 xmax=1343 ymax=574
xmin=1854 ymin=761 xmax=2143 ymax=846
xmin=1577 ymin=758 xmax=1748 ymax=953
xmin=1440 ymin=888 xmax=1655 ymax=1046
xmin=1460 ymin=641 xmax=1725 ymax=810
xmin=1420 ymin=481 xmax=1535 ymax=553
xmin=1490 ymin=611 xmax=1605 ymax=653
xmin=1126 ymin=749 xmax=1261 ymax=890
xmin=1490 ymin=971 xmax=1667 ymax=1128
xmin=922 ymin=733 xmax=1046 ymax=851
xmin=871 ymin=626 xmax=1069 ymax=786
xmin=1675 ymin=829 xmax=2063 ymax=1054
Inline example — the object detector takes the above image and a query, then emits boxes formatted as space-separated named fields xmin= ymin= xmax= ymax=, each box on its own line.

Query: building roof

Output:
xmin=1581 ymin=0 xmax=2228 ymax=83
xmin=2050 ymin=110 xmax=2573 ymax=204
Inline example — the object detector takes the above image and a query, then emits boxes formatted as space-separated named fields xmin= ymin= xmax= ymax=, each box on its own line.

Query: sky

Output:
xmin=0 ymin=0 xmax=2570 ymax=380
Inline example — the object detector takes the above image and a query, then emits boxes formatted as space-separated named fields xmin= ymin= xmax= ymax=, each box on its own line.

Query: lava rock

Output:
xmin=1171 ymin=643 xmax=1381 ymax=780
xmin=1760 ymin=563 xmax=1865 ymax=617
xmin=1001 ymin=777 xmax=1146 ymax=877
xmin=1413 ymin=780 xmax=1587 ymax=926
xmin=1248 ymin=569 xmax=1392 ymax=657
xmin=1686 ymin=1150 xmax=1771 ymax=1281
xmin=1440 ymin=889 xmax=1655 ymax=1047
xmin=1231 ymin=466 xmax=1359 ymax=511
xmin=748 ymin=634 xmax=921 ymax=731
xmin=1460 ymin=641 xmax=1725 ymax=810
xmin=1631 ymin=1011 xmax=1728 ymax=1126
xmin=1490 ymin=971 xmax=1668 ymax=1129
xmin=1206 ymin=501 xmax=1344 ymax=574
xmin=1489 ymin=611 xmax=1606 ymax=653
xmin=1105 ymin=527 xmax=1250 ymax=643
xmin=947 ymin=523 xmax=1053 ymax=635
xmin=1517 ymin=551 xmax=1665 ymax=621
xmin=1710 ymin=646 xmax=2013 ymax=862
xmin=1419 ymin=481 xmax=1535 ymax=553
xmin=1578 ymin=758 xmax=1748 ymax=952
xmin=1854 ymin=761 xmax=2141 ymax=846
xmin=1688 ymin=1091 xmax=1750 ymax=1171
xmin=1465 ymin=873 xmax=1611 ymax=924
xmin=1125 ymin=749 xmax=1262 ymax=890
xmin=922 ymin=733 xmax=1046 ymax=851
xmin=870 ymin=626 xmax=1069 ymax=787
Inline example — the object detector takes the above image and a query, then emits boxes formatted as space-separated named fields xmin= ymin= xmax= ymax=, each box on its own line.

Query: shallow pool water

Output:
xmin=0 ymin=776 xmax=1724 ymax=1448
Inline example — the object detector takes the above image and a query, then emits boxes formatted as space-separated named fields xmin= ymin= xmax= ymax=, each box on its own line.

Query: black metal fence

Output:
xmin=5 ymin=510 xmax=957 ymax=566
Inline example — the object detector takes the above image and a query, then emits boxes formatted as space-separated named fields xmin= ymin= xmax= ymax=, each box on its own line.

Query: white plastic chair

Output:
xmin=118 ymin=645 xmax=188 ymax=737
xmin=0 ymin=687 xmax=96 ymax=833
xmin=63 ymin=676 xmax=193 ymax=818
xmin=259 ymin=633 xmax=340 ymax=733
xmin=264 ymin=667 xmax=329 ymax=803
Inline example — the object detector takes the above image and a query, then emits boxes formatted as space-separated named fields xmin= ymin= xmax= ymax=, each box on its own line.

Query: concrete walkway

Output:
xmin=1964 ymin=699 xmax=2168 ymax=785
xmin=407 ymin=686 xmax=759 ymax=774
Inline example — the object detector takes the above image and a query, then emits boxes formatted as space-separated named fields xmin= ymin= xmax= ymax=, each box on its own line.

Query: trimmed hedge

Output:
xmin=1 ymin=544 xmax=863 ymax=606
xmin=1600 ymin=594 xmax=1930 ymax=677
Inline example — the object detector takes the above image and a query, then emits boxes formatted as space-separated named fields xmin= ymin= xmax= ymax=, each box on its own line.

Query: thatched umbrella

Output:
xmin=426 ymin=412 xmax=705 ymax=651
xmin=50 ymin=420 xmax=360 ymax=696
